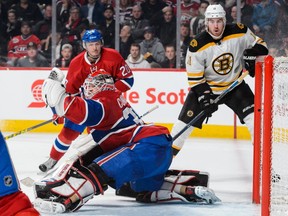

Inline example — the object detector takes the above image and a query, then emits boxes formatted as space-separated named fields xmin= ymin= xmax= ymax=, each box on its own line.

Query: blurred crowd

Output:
xmin=0 ymin=0 xmax=287 ymax=68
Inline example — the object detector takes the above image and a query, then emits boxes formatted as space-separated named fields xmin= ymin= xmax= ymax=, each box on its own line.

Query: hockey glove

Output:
xmin=243 ymin=49 xmax=256 ymax=77
xmin=198 ymin=92 xmax=218 ymax=117
xmin=194 ymin=83 xmax=218 ymax=118
xmin=52 ymin=114 xmax=64 ymax=125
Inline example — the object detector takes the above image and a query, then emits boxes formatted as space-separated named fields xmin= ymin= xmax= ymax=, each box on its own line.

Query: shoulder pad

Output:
xmin=223 ymin=23 xmax=248 ymax=37
xmin=188 ymin=32 xmax=214 ymax=53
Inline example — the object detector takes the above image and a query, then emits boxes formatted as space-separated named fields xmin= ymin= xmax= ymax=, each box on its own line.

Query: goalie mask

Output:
xmin=204 ymin=4 xmax=226 ymax=40
xmin=84 ymin=73 xmax=115 ymax=99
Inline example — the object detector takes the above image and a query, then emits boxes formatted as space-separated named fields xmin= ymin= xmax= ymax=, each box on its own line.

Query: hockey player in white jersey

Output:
xmin=170 ymin=4 xmax=268 ymax=155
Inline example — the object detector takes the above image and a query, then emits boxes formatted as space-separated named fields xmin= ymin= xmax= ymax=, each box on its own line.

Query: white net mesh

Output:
xmin=270 ymin=57 xmax=288 ymax=216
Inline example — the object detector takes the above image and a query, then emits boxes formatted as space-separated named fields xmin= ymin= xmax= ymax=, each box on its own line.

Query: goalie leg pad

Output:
xmin=136 ymin=190 xmax=189 ymax=203
xmin=165 ymin=169 xmax=209 ymax=187
xmin=136 ymin=186 xmax=221 ymax=204
xmin=34 ymin=163 xmax=109 ymax=213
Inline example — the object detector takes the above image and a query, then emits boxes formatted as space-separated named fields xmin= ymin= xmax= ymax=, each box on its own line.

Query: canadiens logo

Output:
xmin=212 ymin=53 xmax=234 ymax=75
xmin=190 ymin=39 xmax=198 ymax=47
xmin=90 ymin=66 xmax=107 ymax=74
xmin=4 ymin=175 xmax=13 ymax=187
xmin=28 ymin=79 xmax=46 ymax=108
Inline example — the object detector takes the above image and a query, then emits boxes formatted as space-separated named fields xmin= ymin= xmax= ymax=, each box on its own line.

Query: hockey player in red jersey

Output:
xmin=39 ymin=29 xmax=134 ymax=173
xmin=33 ymin=71 xmax=220 ymax=214
xmin=0 ymin=131 xmax=40 ymax=216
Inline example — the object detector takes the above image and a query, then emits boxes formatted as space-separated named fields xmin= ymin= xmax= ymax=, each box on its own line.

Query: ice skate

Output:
xmin=39 ymin=158 xmax=57 ymax=172
xmin=184 ymin=186 xmax=221 ymax=204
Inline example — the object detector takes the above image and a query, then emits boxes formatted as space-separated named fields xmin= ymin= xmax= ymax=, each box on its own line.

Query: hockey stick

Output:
xmin=4 ymin=119 xmax=53 ymax=140
xmin=172 ymin=71 xmax=249 ymax=142
xmin=139 ymin=105 xmax=159 ymax=118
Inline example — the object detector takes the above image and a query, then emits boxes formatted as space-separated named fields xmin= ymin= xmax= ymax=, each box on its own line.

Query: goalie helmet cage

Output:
xmin=252 ymin=55 xmax=288 ymax=216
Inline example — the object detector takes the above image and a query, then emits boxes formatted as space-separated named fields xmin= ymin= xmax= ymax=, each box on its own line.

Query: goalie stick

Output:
xmin=4 ymin=119 xmax=53 ymax=140
xmin=20 ymin=105 xmax=160 ymax=187
xmin=172 ymin=71 xmax=249 ymax=142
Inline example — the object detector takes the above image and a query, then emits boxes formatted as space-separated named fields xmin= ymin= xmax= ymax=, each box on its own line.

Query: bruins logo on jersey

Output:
xmin=212 ymin=53 xmax=234 ymax=75
xmin=190 ymin=39 xmax=198 ymax=47
xmin=236 ymin=23 xmax=244 ymax=29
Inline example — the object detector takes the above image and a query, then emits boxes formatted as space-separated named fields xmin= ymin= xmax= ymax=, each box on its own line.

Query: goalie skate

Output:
xmin=185 ymin=186 xmax=221 ymax=204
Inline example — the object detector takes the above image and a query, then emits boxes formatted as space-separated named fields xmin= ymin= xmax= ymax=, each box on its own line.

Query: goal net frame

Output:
xmin=252 ymin=55 xmax=288 ymax=216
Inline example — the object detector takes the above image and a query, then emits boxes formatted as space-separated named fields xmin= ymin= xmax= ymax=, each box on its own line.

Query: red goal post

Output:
xmin=253 ymin=55 xmax=288 ymax=216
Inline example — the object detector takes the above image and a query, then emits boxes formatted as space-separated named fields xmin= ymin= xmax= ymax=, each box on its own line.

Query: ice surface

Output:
xmin=5 ymin=133 xmax=260 ymax=216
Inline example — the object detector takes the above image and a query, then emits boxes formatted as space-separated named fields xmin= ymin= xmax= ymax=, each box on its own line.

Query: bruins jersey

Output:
xmin=186 ymin=23 xmax=267 ymax=94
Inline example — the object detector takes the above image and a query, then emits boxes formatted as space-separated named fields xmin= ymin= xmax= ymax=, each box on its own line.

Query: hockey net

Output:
xmin=253 ymin=55 xmax=288 ymax=216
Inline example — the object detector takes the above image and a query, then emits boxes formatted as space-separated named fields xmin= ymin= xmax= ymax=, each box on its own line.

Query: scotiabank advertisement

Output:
xmin=0 ymin=68 xmax=255 ymax=125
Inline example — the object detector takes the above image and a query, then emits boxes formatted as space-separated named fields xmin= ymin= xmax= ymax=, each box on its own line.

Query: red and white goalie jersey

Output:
xmin=65 ymin=47 xmax=134 ymax=95
xmin=63 ymin=90 xmax=169 ymax=153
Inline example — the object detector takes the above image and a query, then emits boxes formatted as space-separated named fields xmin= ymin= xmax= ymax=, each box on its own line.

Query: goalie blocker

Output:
xmin=34 ymin=160 xmax=220 ymax=214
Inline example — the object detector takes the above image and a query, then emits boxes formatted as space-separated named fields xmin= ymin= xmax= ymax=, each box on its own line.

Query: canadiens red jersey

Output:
xmin=65 ymin=48 xmax=134 ymax=95
xmin=63 ymin=90 xmax=169 ymax=152
xmin=0 ymin=191 xmax=39 ymax=216
xmin=7 ymin=35 xmax=41 ymax=59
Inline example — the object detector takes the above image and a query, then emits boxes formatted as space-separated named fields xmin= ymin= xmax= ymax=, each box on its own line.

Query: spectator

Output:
xmin=139 ymin=26 xmax=165 ymax=67
xmin=268 ymin=42 xmax=280 ymax=57
xmin=240 ymin=0 xmax=253 ymax=30
xmin=56 ymin=0 xmax=73 ymax=24
xmin=55 ymin=43 xmax=74 ymax=67
xmin=62 ymin=6 xmax=89 ymax=53
xmin=190 ymin=0 xmax=209 ymax=37
xmin=34 ymin=4 xmax=61 ymax=47
xmin=181 ymin=0 xmax=200 ymax=24
xmin=150 ymin=6 xmax=176 ymax=47
xmin=140 ymin=0 xmax=167 ymax=21
xmin=16 ymin=42 xmax=49 ymax=67
xmin=98 ymin=4 xmax=115 ymax=48
xmin=180 ymin=23 xmax=191 ymax=68
xmin=0 ymin=18 xmax=7 ymax=57
xmin=7 ymin=21 xmax=41 ymax=66
xmin=41 ymin=31 xmax=63 ymax=65
xmin=161 ymin=44 xmax=176 ymax=68
xmin=119 ymin=0 xmax=133 ymax=26
xmin=6 ymin=9 xmax=21 ymax=40
xmin=126 ymin=43 xmax=151 ymax=68
xmin=120 ymin=25 xmax=134 ymax=59
xmin=11 ymin=0 xmax=44 ymax=25
xmin=80 ymin=0 xmax=105 ymax=25
xmin=124 ymin=4 xmax=150 ymax=43
xmin=227 ymin=5 xmax=238 ymax=24
xmin=252 ymin=0 xmax=279 ymax=43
